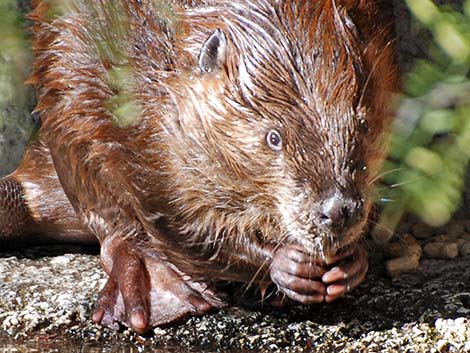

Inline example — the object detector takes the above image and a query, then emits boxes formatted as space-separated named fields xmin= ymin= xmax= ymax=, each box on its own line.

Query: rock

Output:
xmin=460 ymin=242 xmax=470 ymax=257
xmin=423 ymin=242 xmax=459 ymax=259
xmin=448 ymin=223 xmax=465 ymax=238
xmin=411 ymin=223 xmax=435 ymax=239
xmin=386 ymin=255 xmax=421 ymax=277
xmin=385 ymin=234 xmax=423 ymax=276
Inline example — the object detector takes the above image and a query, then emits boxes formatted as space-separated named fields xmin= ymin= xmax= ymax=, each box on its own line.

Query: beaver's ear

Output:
xmin=198 ymin=29 xmax=227 ymax=74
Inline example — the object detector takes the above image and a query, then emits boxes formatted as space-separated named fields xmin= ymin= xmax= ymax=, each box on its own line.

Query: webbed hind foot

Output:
xmin=93 ymin=238 xmax=225 ymax=333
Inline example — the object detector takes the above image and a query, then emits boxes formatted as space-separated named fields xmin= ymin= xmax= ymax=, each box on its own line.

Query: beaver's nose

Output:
xmin=319 ymin=193 xmax=363 ymax=231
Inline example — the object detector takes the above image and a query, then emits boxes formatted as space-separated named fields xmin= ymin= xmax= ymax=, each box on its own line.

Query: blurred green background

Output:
xmin=376 ymin=0 xmax=470 ymax=241
xmin=0 ymin=0 xmax=468 ymax=236
xmin=0 ymin=0 xmax=34 ymax=175
xmin=0 ymin=0 xmax=35 ymax=177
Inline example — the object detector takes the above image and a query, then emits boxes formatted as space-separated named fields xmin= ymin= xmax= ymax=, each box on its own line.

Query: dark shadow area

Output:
xmin=0 ymin=243 xmax=100 ymax=260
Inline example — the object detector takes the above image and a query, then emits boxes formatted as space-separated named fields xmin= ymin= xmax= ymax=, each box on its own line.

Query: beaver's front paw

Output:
xmin=92 ymin=240 xmax=225 ymax=333
xmin=269 ymin=245 xmax=327 ymax=304
xmin=269 ymin=242 xmax=368 ymax=305
xmin=322 ymin=241 xmax=368 ymax=302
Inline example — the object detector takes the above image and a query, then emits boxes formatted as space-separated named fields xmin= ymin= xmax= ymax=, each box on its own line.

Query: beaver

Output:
xmin=0 ymin=0 xmax=397 ymax=333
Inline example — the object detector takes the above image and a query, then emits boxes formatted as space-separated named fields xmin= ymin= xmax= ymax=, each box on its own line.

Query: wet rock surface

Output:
xmin=1 ymin=235 xmax=470 ymax=353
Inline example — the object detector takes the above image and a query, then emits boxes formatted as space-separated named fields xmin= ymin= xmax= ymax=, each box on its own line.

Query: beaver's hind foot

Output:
xmin=93 ymin=237 xmax=225 ymax=333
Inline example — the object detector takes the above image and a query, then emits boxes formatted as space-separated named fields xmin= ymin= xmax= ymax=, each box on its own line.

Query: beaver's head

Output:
xmin=161 ymin=0 xmax=395 ymax=257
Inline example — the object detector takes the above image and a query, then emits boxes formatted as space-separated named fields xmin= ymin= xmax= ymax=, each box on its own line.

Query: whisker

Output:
xmin=368 ymin=167 xmax=404 ymax=185
xmin=373 ymin=174 xmax=421 ymax=192
xmin=357 ymin=38 xmax=396 ymax=109
xmin=377 ymin=197 xmax=395 ymax=203
xmin=366 ymin=218 xmax=404 ymax=243
xmin=242 ymin=230 xmax=292 ymax=296
xmin=388 ymin=176 xmax=422 ymax=188
xmin=241 ymin=206 xmax=310 ymax=295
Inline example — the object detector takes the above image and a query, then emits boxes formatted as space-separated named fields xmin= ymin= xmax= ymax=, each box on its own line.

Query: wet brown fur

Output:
xmin=4 ymin=0 xmax=396 ymax=307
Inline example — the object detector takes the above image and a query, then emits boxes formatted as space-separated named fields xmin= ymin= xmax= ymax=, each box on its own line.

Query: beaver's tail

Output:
xmin=0 ymin=177 xmax=33 ymax=243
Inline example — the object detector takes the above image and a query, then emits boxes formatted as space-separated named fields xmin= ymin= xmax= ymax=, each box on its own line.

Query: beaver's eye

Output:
xmin=351 ymin=161 xmax=367 ymax=177
xmin=358 ymin=118 xmax=369 ymax=134
xmin=266 ymin=129 xmax=282 ymax=151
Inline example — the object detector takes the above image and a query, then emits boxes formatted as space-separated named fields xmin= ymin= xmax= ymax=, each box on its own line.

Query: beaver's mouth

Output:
xmin=287 ymin=225 xmax=365 ymax=259
xmin=275 ymin=191 xmax=369 ymax=258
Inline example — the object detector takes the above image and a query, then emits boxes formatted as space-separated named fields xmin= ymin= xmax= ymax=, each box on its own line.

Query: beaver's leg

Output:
xmin=0 ymin=140 xmax=95 ymax=246
xmin=270 ymin=241 xmax=368 ymax=304
xmin=93 ymin=235 xmax=225 ymax=333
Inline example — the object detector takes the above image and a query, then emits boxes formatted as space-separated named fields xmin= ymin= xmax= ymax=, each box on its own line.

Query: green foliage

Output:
xmin=377 ymin=0 xmax=470 ymax=239
xmin=104 ymin=65 xmax=142 ymax=128
xmin=0 ymin=0 xmax=32 ymax=108
xmin=153 ymin=0 xmax=180 ymax=32
xmin=0 ymin=0 xmax=35 ymax=176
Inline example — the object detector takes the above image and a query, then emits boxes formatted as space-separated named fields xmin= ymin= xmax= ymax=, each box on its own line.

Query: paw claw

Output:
xmin=92 ymin=308 xmax=105 ymax=324
xmin=129 ymin=309 xmax=148 ymax=333
xmin=323 ymin=242 xmax=368 ymax=302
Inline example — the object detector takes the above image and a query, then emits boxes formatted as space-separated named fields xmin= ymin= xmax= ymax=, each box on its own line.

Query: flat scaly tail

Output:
xmin=0 ymin=176 xmax=32 ymax=239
